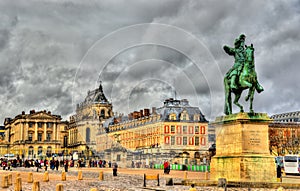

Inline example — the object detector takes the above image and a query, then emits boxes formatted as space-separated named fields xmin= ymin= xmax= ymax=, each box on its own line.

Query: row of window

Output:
xmin=28 ymin=146 xmax=52 ymax=155
xmin=169 ymin=112 xmax=200 ymax=121
xmin=29 ymin=122 xmax=54 ymax=128
xmin=28 ymin=133 xmax=52 ymax=141
xmin=164 ymin=125 xmax=206 ymax=134
xmin=164 ymin=136 xmax=206 ymax=146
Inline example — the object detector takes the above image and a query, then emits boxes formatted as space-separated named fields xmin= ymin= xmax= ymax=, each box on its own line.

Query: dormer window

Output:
xmin=169 ymin=113 xmax=176 ymax=121
xmin=180 ymin=110 xmax=189 ymax=121
xmin=194 ymin=114 xmax=200 ymax=121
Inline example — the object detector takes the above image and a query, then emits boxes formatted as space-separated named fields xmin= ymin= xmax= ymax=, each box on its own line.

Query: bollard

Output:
xmin=166 ymin=178 xmax=173 ymax=186
xmin=8 ymin=173 xmax=12 ymax=185
xmin=78 ymin=170 xmax=83 ymax=180
xmin=32 ymin=181 xmax=40 ymax=191
xmin=28 ymin=172 xmax=34 ymax=183
xmin=90 ymin=188 xmax=98 ymax=191
xmin=43 ymin=171 xmax=49 ymax=182
xmin=2 ymin=175 xmax=8 ymax=188
xmin=205 ymin=171 xmax=209 ymax=180
xmin=99 ymin=171 xmax=103 ymax=181
xmin=217 ymin=178 xmax=227 ymax=190
xmin=15 ymin=177 xmax=22 ymax=191
xmin=56 ymin=183 xmax=63 ymax=191
xmin=184 ymin=171 xmax=187 ymax=180
xmin=277 ymin=186 xmax=284 ymax=191
xmin=62 ymin=172 xmax=66 ymax=181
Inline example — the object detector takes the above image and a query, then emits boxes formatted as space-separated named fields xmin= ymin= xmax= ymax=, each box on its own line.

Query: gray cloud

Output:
xmin=0 ymin=0 xmax=299 ymax=123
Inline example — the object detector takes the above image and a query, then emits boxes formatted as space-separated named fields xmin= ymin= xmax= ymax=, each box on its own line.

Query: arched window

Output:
xmin=86 ymin=127 xmax=90 ymax=143
xmin=38 ymin=146 xmax=43 ymax=155
xmin=28 ymin=146 xmax=34 ymax=156
xmin=47 ymin=146 xmax=52 ymax=157
xmin=100 ymin=109 xmax=105 ymax=117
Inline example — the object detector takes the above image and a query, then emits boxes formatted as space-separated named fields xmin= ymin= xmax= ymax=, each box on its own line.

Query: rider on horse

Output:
xmin=223 ymin=34 xmax=264 ymax=115
xmin=223 ymin=34 xmax=246 ymax=90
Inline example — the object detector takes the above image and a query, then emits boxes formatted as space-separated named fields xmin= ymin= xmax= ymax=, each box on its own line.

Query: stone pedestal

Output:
xmin=210 ymin=112 xmax=276 ymax=182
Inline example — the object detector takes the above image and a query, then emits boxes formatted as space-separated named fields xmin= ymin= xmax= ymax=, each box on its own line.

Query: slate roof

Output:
xmin=104 ymin=98 xmax=208 ymax=131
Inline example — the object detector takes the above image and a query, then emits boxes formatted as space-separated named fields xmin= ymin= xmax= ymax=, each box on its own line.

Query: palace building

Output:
xmin=68 ymin=82 xmax=113 ymax=154
xmin=3 ymin=110 xmax=68 ymax=158
xmin=96 ymin=98 xmax=209 ymax=167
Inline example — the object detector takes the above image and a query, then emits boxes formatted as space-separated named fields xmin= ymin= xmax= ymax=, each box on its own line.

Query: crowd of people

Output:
xmin=0 ymin=157 xmax=112 ymax=171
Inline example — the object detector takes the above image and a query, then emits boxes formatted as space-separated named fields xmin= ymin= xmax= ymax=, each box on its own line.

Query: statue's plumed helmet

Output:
xmin=239 ymin=34 xmax=246 ymax=40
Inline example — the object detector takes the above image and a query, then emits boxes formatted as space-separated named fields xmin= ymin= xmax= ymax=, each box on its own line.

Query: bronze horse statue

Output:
xmin=224 ymin=44 xmax=264 ymax=115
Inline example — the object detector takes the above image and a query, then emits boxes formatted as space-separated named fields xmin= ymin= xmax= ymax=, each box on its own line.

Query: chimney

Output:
xmin=133 ymin=111 xmax=140 ymax=119
xmin=140 ymin=110 xmax=144 ymax=117
xmin=48 ymin=111 xmax=51 ymax=115
xmin=21 ymin=111 xmax=25 ymax=115
xmin=144 ymin=109 xmax=150 ymax=116
xmin=152 ymin=107 xmax=156 ymax=114
xmin=113 ymin=118 xmax=119 ymax=124
xmin=128 ymin=113 xmax=133 ymax=120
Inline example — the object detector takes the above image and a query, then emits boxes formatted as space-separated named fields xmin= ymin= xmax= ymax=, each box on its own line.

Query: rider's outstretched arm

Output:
xmin=223 ymin=45 xmax=235 ymax=56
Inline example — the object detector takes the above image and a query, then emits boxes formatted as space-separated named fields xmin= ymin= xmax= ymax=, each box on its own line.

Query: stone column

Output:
xmin=25 ymin=122 xmax=28 ymax=140
xmin=68 ymin=129 xmax=71 ymax=144
xmin=21 ymin=122 xmax=24 ymax=140
xmin=35 ymin=122 xmax=38 ymax=141
xmin=44 ymin=122 xmax=47 ymax=141
xmin=53 ymin=122 xmax=57 ymax=140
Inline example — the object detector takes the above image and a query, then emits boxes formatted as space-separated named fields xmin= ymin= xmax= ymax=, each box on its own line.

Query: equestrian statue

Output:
xmin=223 ymin=34 xmax=264 ymax=115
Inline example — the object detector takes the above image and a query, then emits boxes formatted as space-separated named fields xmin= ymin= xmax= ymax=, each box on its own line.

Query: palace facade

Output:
xmin=96 ymin=98 xmax=209 ymax=167
xmin=269 ymin=122 xmax=300 ymax=155
xmin=3 ymin=110 xmax=68 ymax=158
xmin=269 ymin=111 xmax=300 ymax=155
xmin=68 ymin=83 xmax=113 ymax=154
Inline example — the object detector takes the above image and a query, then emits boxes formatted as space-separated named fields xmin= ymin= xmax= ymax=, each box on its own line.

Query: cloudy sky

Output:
xmin=0 ymin=0 xmax=300 ymax=123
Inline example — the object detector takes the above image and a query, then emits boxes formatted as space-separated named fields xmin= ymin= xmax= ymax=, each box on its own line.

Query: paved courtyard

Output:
xmin=0 ymin=167 xmax=299 ymax=191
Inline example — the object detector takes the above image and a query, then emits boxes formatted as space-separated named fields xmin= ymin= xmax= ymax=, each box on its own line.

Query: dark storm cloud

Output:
xmin=0 ymin=0 xmax=299 ymax=123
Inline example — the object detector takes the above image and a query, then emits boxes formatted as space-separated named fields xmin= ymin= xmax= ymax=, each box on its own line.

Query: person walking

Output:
xmin=189 ymin=184 xmax=197 ymax=191
xmin=55 ymin=159 xmax=59 ymax=171
xmin=112 ymin=162 xmax=118 ymax=176
xmin=64 ymin=159 xmax=68 ymax=172
xmin=277 ymin=165 xmax=282 ymax=182
xmin=44 ymin=159 xmax=48 ymax=171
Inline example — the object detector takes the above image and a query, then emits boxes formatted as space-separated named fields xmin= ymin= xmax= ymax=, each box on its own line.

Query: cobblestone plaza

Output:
xmin=0 ymin=167 xmax=299 ymax=191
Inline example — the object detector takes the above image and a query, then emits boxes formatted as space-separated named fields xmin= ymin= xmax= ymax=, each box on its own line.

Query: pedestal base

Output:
xmin=210 ymin=112 xmax=276 ymax=182
xmin=210 ymin=155 xmax=276 ymax=182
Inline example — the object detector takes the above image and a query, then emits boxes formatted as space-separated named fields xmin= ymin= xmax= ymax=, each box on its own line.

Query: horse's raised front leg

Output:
xmin=233 ymin=91 xmax=244 ymax=113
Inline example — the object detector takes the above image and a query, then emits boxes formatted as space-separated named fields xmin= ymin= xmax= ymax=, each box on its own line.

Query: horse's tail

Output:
xmin=255 ymin=82 xmax=264 ymax=93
